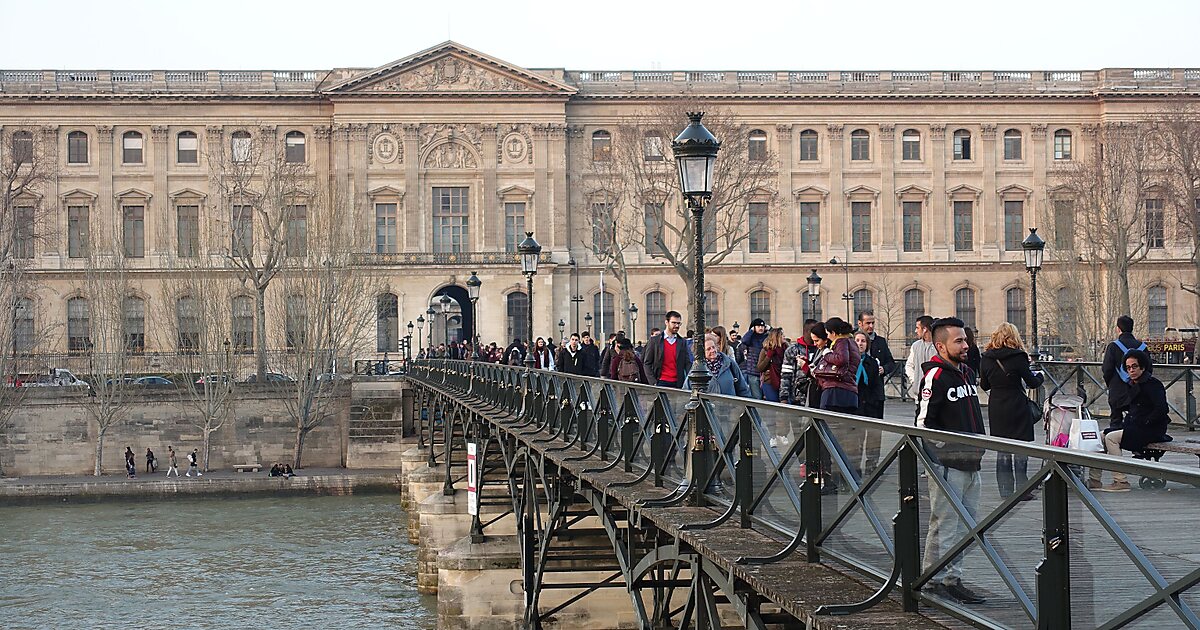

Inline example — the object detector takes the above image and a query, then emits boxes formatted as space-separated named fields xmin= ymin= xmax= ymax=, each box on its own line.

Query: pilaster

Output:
xmin=929 ymin=124 xmax=948 ymax=257
xmin=548 ymin=123 xmax=568 ymax=252
xmin=151 ymin=125 xmax=170 ymax=257
xmin=775 ymin=124 xmax=794 ymax=251
xmin=349 ymin=123 xmax=370 ymax=250
xmin=825 ymin=124 xmax=844 ymax=259
xmin=879 ymin=124 xmax=897 ymax=259
xmin=481 ymin=124 xmax=499 ymax=250
xmin=403 ymin=123 xmax=421 ymax=252
xmin=532 ymin=124 xmax=551 ymax=249
xmin=39 ymin=126 xmax=61 ymax=257
xmin=97 ymin=125 xmax=114 ymax=243
xmin=980 ymin=124 xmax=999 ymax=257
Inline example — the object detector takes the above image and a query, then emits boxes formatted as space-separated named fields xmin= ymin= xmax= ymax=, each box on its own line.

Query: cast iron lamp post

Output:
xmin=466 ymin=271 xmax=482 ymax=345
xmin=584 ymin=312 xmax=592 ymax=334
xmin=439 ymin=294 xmax=452 ymax=352
xmin=425 ymin=306 xmax=436 ymax=354
xmin=518 ymin=232 xmax=542 ymax=368
xmin=416 ymin=315 xmax=425 ymax=357
xmin=406 ymin=321 xmax=414 ymax=362
xmin=629 ymin=303 xmax=639 ymax=345
xmin=558 ymin=319 xmax=565 ymax=338
xmin=673 ymin=111 xmax=720 ymax=506
xmin=830 ymin=257 xmax=851 ymax=321
xmin=1022 ymin=227 xmax=1046 ymax=360
xmin=807 ymin=269 xmax=823 ymax=320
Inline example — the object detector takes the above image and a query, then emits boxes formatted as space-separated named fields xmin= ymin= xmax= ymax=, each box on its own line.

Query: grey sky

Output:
xmin=2 ymin=0 xmax=1198 ymax=71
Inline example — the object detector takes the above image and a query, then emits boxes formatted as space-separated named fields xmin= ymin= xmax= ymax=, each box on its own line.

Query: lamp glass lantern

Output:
xmin=466 ymin=271 xmax=481 ymax=302
xmin=439 ymin=294 xmax=452 ymax=314
xmin=1022 ymin=227 xmax=1045 ymax=271
xmin=407 ymin=321 xmax=414 ymax=335
xmin=807 ymin=269 xmax=823 ymax=298
xmin=672 ymin=112 xmax=721 ymax=200
xmin=629 ymin=303 xmax=638 ymax=322
xmin=517 ymin=232 xmax=542 ymax=276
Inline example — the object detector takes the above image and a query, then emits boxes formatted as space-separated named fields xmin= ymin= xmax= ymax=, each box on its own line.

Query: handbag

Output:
xmin=1068 ymin=417 xmax=1105 ymax=452
xmin=996 ymin=357 xmax=1043 ymax=423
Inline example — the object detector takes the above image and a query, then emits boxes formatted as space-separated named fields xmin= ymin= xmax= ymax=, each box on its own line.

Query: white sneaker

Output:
xmin=769 ymin=437 xmax=779 ymax=448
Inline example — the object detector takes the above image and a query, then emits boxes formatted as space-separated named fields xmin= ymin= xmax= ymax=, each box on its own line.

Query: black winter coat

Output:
xmin=1119 ymin=374 xmax=1172 ymax=451
xmin=580 ymin=342 xmax=602 ymax=377
xmin=916 ymin=356 xmax=986 ymax=471
xmin=979 ymin=347 xmax=1044 ymax=441
xmin=1102 ymin=333 xmax=1145 ymax=409
xmin=856 ymin=352 xmax=886 ymax=405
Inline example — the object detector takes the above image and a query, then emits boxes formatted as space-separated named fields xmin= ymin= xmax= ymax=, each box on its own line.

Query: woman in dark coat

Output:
xmin=1092 ymin=349 xmax=1171 ymax=492
xmin=980 ymin=322 xmax=1044 ymax=499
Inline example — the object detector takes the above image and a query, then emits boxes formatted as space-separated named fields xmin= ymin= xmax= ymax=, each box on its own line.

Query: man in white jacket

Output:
xmin=905 ymin=315 xmax=936 ymax=403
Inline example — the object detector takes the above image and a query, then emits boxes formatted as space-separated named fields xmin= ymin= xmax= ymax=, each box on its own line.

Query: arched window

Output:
xmin=748 ymin=129 xmax=767 ymax=162
xmin=646 ymin=291 xmax=667 ymax=340
xmin=852 ymin=289 xmax=873 ymax=322
xmin=1053 ymin=129 xmax=1072 ymax=160
xmin=1003 ymin=129 xmax=1023 ymax=160
xmin=14 ymin=297 xmax=34 ymax=354
xmin=591 ymin=130 xmax=611 ymax=162
xmin=904 ymin=289 xmax=925 ymax=342
xmin=1057 ymin=287 xmax=1076 ymax=347
xmin=703 ymin=290 xmax=719 ymax=328
xmin=176 ymin=131 xmax=198 ymax=164
xmin=284 ymin=130 xmax=306 ymax=163
xmin=1006 ymin=288 xmax=1027 ymax=334
xmin=123 ymin=296 xmax=145 ymax=353
xmin=377 ymin=293 xmax=399 ymax=352
xmin=1148 ymin=287 xmax=1168 ymax=336
xmin=850 ymin=129 xmax=870 ymax=161
xmin=642 ymin=132 xmax=664 ymax=161
xmin=67 ymin=130 xmax=89 ymax=164
xmin=901 ymin=129 xmax=921 ymax=160
xmin=67 ymin=297 xmax=90 ymax=353
xmin=231 ymin=296 xmax=254 ymax=352
xmin=801 ymin=291 xmax=821 ymax=323
xmin=285 ymin=295 xmax=307 ymax=349
xmin=11 ymin=130 xmax=33 ymax=163
xmin=122 ymin=130 xmax=143 ymax=164
xmin=750 ymin=290 xmax=772 ymax=325
xmin=593 ymin=292 xmax=615 ymax=339
xmin=952 ymin=129 xmax=972 ymax=160
xmin=506 ymin=291 xmax=529 ymax=342
xmin=798 ymin=129 xmax=818 ymax=161
xmin=177 ymin=296 xmax=200 ymax=352
xmin=231 ymin=130 xmax=252 ymax=163
xmin=955 ymin=288 xmax=977 ymax=331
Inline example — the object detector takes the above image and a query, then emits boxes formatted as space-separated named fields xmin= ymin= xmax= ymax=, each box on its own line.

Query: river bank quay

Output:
xmin=0 ymin=467 xmax=403 ymax=505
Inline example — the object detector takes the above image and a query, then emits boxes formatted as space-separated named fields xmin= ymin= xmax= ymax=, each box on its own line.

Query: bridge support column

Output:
xmin=399 ymin=446 xmax=429 ymax=510
xmin=406 ymin=463 xmax=449 ymax=544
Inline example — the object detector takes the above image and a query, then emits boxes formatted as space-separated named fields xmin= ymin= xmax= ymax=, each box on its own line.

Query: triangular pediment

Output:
xmin=327 ymin=42 xmax=577 ymax=96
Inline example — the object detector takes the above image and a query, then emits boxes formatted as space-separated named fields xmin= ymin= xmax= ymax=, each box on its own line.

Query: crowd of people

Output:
xmin=417 ymin=310 xmax=1173 ymax=606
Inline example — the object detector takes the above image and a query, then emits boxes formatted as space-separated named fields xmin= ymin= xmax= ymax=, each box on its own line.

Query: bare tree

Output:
xmin=873 ymin=269 xmax=907 ymax=350
xmin=79 ymin=240 xmax=133 ymax=476
xmin=269 ymin=183 xmax=377 ymax=469
xmin=1153 ymin=104 xmax=1200 ymax=306
xmin=577 ymin=103 xmax=779 ymax=318
xmin=209 ymin=127 xmax=311 ymax=383
xmin=1052 ymin=122 xmax=1157 ymax=317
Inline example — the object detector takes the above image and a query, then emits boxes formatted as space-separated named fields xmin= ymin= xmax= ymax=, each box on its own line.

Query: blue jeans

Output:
xmin=745 ymin=374 xmax=762 ymax=399
xmin=761 ymin=381 xmax=779 ymax=402
xmin=924 ymin=464 xmax=981 ymax=585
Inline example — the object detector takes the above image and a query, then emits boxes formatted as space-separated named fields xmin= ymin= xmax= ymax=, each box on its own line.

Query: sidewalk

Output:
xmin=0 ymin=467 xmax=404 ymax=505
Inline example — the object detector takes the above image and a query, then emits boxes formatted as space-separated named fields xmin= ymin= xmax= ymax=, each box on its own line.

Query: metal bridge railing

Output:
xmin=1040 ymin=360 xmax=1200 ymax=431
xmin=408 ymin=359 xmax=1200 ymax=629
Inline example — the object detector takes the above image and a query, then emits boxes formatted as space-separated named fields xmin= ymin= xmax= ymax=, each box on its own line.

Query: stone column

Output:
xmin=1031 ymin=123 xmax=1048 ymax=235
xmin=205 ymin=126 xmax=223 ymax=256
xmin=480 ymin=124 xmax=499 ymax=251
xmin=532 ymin=124 xmax=550 ymax=247
xmin=403 ymin=124 xmax=421 ymax=252
xmin=929 ymin=124 xmax=948 ymax=257
xmin=151 ymin=125 xmax=170 ymax=258
xmin=548 ymin=124 xmax=569 ymax=251
xmin=826 ymin=124 xmax=844 ymax=259
xmin=879 ymin=125 xmax=897 ymax=260
xmin=980 ymin=124 xmax=999 ymax=257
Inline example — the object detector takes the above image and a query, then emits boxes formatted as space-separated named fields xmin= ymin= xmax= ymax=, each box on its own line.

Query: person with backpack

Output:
xmin=609 ymin=338 xmax=650 ymax=384
xmin=739 ymin=318 xmax=769 ymax=399
xmin=1101 ymin=315 xmax=1146 ymax=431
xmin=503 ymin=338 xmax=526 ymax=366
xmin=1089 ymin=349 xmax=1172 ymax=492
xmin=186 ymin=449 xmax=202 ymax=477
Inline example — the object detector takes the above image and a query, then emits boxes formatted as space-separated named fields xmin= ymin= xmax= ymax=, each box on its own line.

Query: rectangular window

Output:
xmin=748 ymin=202 xmax=769 ymax=253
xmin=124 ymin=298 xmax=145 ymax=353
xmin=1146 ymin=198 xmax=1165 ymax=249
xmin=1004 ymin=200 xmax=1024 ymax=251
xmin=177 ymin=205 xmax=199 ymax=258
xmin=375 ymin=203 xmax=397 ymax=254
xmin=67 ymin=299 xmax=90 ymax=353
xmin=232 ymin=205 xmax=253 ymax=258
xmin=953 ymin=133 xmax=971 ymax=160
xmin=286 ymin=204 xmax=307 ymax=257
xmin=850 ymin=133 xmax=870 ymax=161
xmin=122 ymin=134 xmax=143 ymax=164
xmin=955 ymin=289 xmax=977 ymax=331
xmin=1006 ymin=289 xmax=1027 ymax=334
xmin=643 ymin=135 xmax=664 ymax=161
xmin=67 ymin=205 xmax=88 ymax=258
xmin=177 ymin=133 xmax=198 ymax=164
xmin=14 ymin=206 xmax=34 ymax=259
xmin=504 ymin=202 xmax=526 ymax=253
xmin=432 ymin=187 xmax=469 ymax=254
xmin=953 ymin=200 xmax=973 ymax=251
xmin=67 ymin=133 xmax=88 ymax=164
xmin=1054 ymin=200 xmax=1074 ymax=250
xmin=902 ymin=201 xmax=922 ymax=252
xmin=122 ymin=205 xmax=144 ymax=258
xmin=800 ymin=201 xmax=820 ymax=252
xmin=591 ymin=202 xmax=612 ymax=254
xmin=750 ymin=291 xmax=772 ymax=325
xmin=902 ymin=134 xmax=921 ymax=161
xmin=644 ymin=203 xmax=664 ymax=255
xmin=232 ymin=298 xmax=254 ymax=352
xmin=851 ymin=201 xmax=871 ymax=252
xmin=904 ymin=290 xmax=924 ymax=343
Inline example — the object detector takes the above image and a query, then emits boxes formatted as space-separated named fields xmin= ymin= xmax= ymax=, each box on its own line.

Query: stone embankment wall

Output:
xmin=0 ymin=386 xmax=350 ymax=476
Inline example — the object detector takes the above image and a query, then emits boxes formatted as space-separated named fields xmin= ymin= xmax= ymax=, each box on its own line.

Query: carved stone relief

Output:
xmin=423 ymin=142 xmax=478 ymax=169
xmin=419 ymin=123 xmax=482 ymax=155
xmin=497 ymin=124 xmax=534 ymax=165
xmin=366 ymin=56 xmax=528 ymax=92
xmin=367 ymin=124 xmax=403 ymax=165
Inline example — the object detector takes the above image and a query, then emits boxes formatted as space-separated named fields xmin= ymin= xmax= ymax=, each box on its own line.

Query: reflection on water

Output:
xmin=0 ymin=494 xmax=436 ymax=629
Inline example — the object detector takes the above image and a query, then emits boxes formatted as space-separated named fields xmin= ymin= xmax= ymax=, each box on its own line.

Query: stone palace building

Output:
xmin=2 ymin=42 xmax=1199 ymax=362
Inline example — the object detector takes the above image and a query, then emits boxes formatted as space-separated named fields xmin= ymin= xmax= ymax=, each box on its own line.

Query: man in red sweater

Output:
xmin=643 ymin=311 xmax=692 ymax=388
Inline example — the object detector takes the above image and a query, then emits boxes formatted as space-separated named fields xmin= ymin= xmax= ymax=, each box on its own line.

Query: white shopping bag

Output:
xmin=1068 ymin=417 xmax=1105 ymax=453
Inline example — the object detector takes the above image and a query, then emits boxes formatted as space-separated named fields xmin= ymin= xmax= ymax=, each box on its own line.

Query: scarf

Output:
xmin=706 ymin=353 xmax=724 ymax=377
xmin=855 ymin=357 xmax=868 ymax=386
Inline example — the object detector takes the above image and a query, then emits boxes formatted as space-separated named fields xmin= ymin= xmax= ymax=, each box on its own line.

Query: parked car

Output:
xmin=244 ymin=372 xmax=295 ymax=383
xmin=195 ymin=374 xmax=232 ymax=386
xmin=316 ymin=372 xmax=350 ymax=383
xmin=19 ymin=368 xmax=90 ymax=388
xmin=104 ymin=377 xmax=136 ymax=388
xmin=134 ymin=376 xmax=174 ymax=386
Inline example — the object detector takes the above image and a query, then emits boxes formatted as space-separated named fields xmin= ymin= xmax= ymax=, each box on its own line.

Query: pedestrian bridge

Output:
xmin=405 ymin=360 xmax=1200 ymax=629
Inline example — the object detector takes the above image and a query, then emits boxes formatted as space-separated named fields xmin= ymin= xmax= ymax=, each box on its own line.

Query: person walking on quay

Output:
xmin=531 ymin=337 xmax=555 ymax=370
xmin=683 ymin=333 xmax=751 ymax=396
xmin=609 ymin=337 xmax=650 ymax=384
xmin=643 ymin=311 xmax=691 ymax=388
xmin=916 ymin=317 xmax=987 ymax=605
xmin=599 ymin=332 xmax=624 ymax=378
xmin=980 ymin=322 xmax=1044 ymax=500
xmin=186 ymin=449 xmax=202 ymax=477
xmin=758 ymin=328 xmax=787 ymax=402
xmin=854 ymin=331 xmax=886 ymax=474
xmin=579 ymin=332 xmax=602 ymax=377
xmin=1089 ymin=349 xmax=1171 ymax=492
xmin=905 ymin=315 xmax=936 ymax=408
xmin=739 ymin=318 xmax=769 ymax=399
xmin=124 ymin=447 xmax=137 ymax=478
xmin=1101 ymin=315 xmax=1146 ymax=430
xmin=165 ymin=446 xmax=180 ymax=477
xmin=557 ymin=333 xmax=586 ymax=375
xmin=145 ymin=447 xmax=157 ymax=474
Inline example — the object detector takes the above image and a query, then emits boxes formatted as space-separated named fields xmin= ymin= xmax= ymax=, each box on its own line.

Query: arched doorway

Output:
xmin=431 ymin=285 xmax=474 ymax=346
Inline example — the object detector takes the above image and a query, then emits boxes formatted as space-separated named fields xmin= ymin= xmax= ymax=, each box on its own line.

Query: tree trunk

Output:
xmin=255 ymin=285 xmax=268 ymax=382
xmin=94 ymin=425 xmax=106 ymax=476
xmin=202 ymin=425 xmax=213 ymax=472
xmin=293 ymin=423 xmax=306 ymax=469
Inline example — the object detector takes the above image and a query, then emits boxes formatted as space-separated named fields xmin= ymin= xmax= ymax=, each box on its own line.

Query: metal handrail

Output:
xmin=407 ymin=359 xmax=1200 ymax=629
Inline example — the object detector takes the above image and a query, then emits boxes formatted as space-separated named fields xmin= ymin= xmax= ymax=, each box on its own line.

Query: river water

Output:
xmin=0 ymin=494 xmax=437 ymax=629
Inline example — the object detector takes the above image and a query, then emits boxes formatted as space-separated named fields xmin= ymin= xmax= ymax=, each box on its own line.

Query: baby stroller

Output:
xmin=1045 ymin=387 xmax=1167 ymax=489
